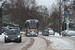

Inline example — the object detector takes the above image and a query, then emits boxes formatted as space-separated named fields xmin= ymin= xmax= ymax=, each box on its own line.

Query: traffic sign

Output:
xmin=64 ymin=11 xmax=68 ymax=18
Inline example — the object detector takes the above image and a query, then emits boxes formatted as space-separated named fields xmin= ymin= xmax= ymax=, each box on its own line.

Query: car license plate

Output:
xmin=11 ymin=39 xmax=14 ymax=40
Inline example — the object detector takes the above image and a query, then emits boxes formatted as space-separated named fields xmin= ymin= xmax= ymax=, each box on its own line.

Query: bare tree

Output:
xmin=2 ymin=0 xmax=49 ymax=30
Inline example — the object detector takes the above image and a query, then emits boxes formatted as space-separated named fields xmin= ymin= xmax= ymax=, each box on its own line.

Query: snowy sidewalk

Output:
xmin=43 ymin=35 xmax=75 ymax=50
xmin=48 ymin=38 xmax=74 ymax=50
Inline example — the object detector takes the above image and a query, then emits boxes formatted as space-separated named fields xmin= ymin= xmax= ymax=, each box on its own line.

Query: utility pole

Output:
xmin=42 ymin=13 xmax=45 ymax=31
xmin=59 ymin=0 xmax=61 ymax=35
xmin=62 ymin=0 xmax=66 ymax=31
xmin=42 ymin=8 xmax=47 ymax=31
xmin=63 ymin=0 xmax=66 ymax=31
xmin=18 ymin=0 xmax=22 ymax=30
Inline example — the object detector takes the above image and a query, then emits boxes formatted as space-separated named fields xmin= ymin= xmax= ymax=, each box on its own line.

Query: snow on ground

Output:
xmin=0 ymin=33 xmax=5 ymax=42
xmin=71 ymin=36 xmax=75 ymax=37
xmin=44 ymin=37 xmax=75 ymax=50
xmin=54 ymin=32 xmax=75 ymax=37
xmin=49 ymin=32 xmax=62 ymax=37
xmin=55 ymin=32 xmax=60 ymax=36
xmin=39 ymin=31 xmax=42 ymax=35
xmin=20 ymin=31 xmax=25 ymax=34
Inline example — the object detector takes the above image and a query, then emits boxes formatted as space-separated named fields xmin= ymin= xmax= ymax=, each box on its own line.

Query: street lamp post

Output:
xmin=42 ymin=8 xmax=47 ymax=31
xmin=43 ymin=15 xmax=45 ymax=30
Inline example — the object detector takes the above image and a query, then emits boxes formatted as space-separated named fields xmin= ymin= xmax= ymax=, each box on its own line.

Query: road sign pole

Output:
xmin=64 ymin=16 xmax=65 ymax=30
xmin=64 ymin=11 xmax=68 ymax=30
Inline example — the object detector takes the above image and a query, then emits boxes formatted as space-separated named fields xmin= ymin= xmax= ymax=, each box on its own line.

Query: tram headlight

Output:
xmin=32 ymin=31 xmax=34 ymax=32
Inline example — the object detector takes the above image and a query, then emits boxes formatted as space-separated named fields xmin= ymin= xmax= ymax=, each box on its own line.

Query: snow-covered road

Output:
xmin=0 ymin=32 xmax=75 ymax=50
xmin=28 ymin=37 xmax=48 ymax=50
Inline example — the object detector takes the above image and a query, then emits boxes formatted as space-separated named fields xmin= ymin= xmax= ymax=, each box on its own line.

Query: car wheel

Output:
xmin=5 ymin=40 xmax=7 ymax=43
xmin=5 ymin=38 xmax=7 ymax=43
xmin=47 ymin=35 xmax=49 ymax=36
xmin=18 ymin=38 xmax=22 ymax=43
xmin=34 ymin=35 xmax=38 ymax=37
xmin=27 ymin=35 xmax=30 ymax=37
xmin=53 ymin=32 xmax=55 ymax=35
xmin=53 ymin=34 xmax=54 ymax=35
xmin=62 ymin=35 xmax=66 ymax=36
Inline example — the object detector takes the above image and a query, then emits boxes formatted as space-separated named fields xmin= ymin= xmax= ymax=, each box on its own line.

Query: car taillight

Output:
xmin=63 ymin=33 xmax=66 ymax=34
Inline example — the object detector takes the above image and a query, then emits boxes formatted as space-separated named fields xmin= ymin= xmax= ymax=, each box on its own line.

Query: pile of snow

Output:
xmin=55 ymin=32 xmax=60 ymax=36
xmin=38 ymin=31 xmax=42 ymax=35
xmin=1 ymin=33 xmax=5 ymax=35
xmin=20 ymin=31 xmax=25 ymax=34
xmin=0 ymin=35 xmax=4 ymax=40
xmin=49 ymin=30 xmax=54 ymax=32
xmin=49 ymin=32 xmax=61 ymax=37
xmin=0 ymin=33 xmax=5 ymax=41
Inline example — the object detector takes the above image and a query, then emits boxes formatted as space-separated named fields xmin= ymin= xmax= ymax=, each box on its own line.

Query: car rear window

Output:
xmin=6 ymin=30 xmax=20 ymax=35
xmin=44 ymin=31 xmax=48 ymax=33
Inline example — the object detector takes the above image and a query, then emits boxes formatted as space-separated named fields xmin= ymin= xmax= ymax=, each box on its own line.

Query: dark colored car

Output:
xmin=42 ymin=30 xmax=49 ymax=36
xmin=4 ymin=29 xmax=22 ymax=43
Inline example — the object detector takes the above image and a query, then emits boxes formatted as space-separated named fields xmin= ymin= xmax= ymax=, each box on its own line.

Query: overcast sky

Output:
xmin=0 ymin=0 xmax=57 ymax=8
xmin=36 ymin=0 xmax=57 ymax=7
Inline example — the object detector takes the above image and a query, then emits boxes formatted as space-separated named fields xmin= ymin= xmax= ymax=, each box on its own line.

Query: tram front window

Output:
xmin=29 ymin=23 xmax=37 ymax=29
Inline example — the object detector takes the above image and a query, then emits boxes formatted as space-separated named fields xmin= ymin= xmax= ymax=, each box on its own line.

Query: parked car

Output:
xmin=49 ymin=30 xmax=55 ymax=35
xmin=42 ymin=30 xmax=49 ymax=36
xmin=61 ymin=28 xmax=75 ymax=36
xmin=4 ymin=29 xmax=22 ymax=43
